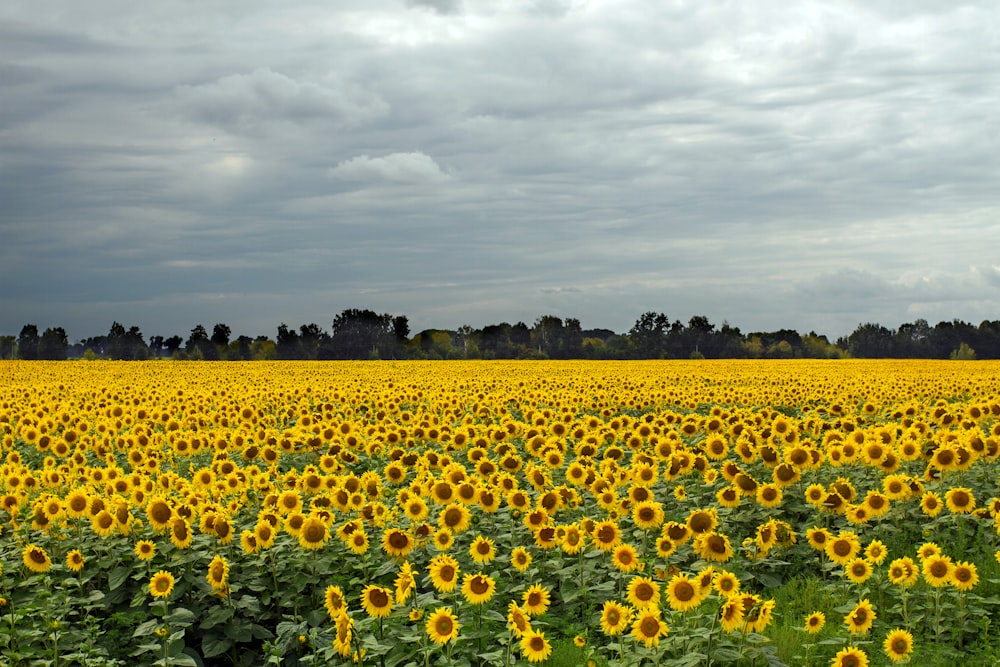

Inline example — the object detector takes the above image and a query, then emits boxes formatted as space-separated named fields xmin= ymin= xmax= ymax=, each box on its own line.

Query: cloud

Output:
xmin=405 ymin=0 xmax=463 ymax=14
xmin=174 ymin=67 xmax=388 ymax=131
xmin=329 ymin=151 xmax=451 ymax=184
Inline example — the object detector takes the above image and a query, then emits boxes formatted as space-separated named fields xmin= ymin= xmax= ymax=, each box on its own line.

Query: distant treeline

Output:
xmin=2 ymin=310 xmax=997 ymax=361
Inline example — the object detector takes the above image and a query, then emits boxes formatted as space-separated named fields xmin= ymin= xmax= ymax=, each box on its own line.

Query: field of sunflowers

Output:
xmin=1 ymin=359 xmax=1000 ymax=667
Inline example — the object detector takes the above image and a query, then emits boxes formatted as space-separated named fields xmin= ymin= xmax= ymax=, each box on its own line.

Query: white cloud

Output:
xmin=329 ymin=152 xmax=451 ymax=184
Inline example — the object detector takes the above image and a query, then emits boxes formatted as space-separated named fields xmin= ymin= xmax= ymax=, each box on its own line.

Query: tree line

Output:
xmin=2 ymin=310 xmax=997 ymax=361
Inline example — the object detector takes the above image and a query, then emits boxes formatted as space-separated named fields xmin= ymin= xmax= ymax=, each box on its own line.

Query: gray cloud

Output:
xmin=2 ymin=1 xmax=999 ymax=342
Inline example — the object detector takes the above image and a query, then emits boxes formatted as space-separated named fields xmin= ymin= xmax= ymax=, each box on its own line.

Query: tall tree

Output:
xmin=211 ymin=323 xmax=232 ymax=349
xmin=629 ymin=312 xmax=670 ymax=358
xmin=17 ymin=324 xmax=40 ymax=360
xmin=330 ymin=309 xmax=401 ymax=359
xmin=38 ymin=327 xmax=69 ymax=360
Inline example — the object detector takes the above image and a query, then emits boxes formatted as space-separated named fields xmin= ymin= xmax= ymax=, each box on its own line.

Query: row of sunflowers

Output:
xmin=1 ymin=359 xmax=999 ymax=666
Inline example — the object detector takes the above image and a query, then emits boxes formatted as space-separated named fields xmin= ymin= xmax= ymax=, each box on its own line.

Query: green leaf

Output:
xmin=108 ymin=566 xmax=132 ymax=591
xmin=132 ymin=618 xmax=161 ymax=638
xmin=203 ymin=636 xmax=233 ymax=658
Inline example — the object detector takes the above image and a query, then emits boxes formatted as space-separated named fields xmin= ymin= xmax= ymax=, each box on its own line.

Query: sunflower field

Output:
xmin=1 ymin=359 xmax=1000 ymax=667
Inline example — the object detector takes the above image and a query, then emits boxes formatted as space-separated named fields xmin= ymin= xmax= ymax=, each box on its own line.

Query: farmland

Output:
xmin=1 ymin=360 xmax=999 ymax=666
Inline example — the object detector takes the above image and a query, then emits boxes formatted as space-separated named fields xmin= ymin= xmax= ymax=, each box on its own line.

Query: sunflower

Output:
xmin=433 ymin=528 xmax=454 ymax=551
xmin=373 ymin=558 xmax=406 ymax=601
xmin=825 ymin=532 xmax=860 ymax=566
xmin=22 ymin=544 xmax=51 ymax=573
xmin=149 ymin=571 xmax=175 ymax=599
xmin=380 ymin=527 xmax=414 ymax=558
xmin=804 ymin=611 xmax=825 ymax=634
xmin=462 ymin=535 xmax=494 ymax=564
xmin=611 ymin=543 xmax=640 ymax=573
xmin=333 ymin=609 xmax=353 ymax=657
xmin=713 ymin=570 xmax=740 ymax=597
xmin=887 ymin=557 xmax=919 ymax=588
xmin=324 ymin=585 xmax=346 ymax=620
xmin=695 ymin=531 xmax=734 ymax=563
xmin=756 ymin=484 xmax=782 ymax=508
xmin=746 ymin=598 xmax=775 ymax=633
xmin=438 ymin=503 xmax=472 ymax=534
xmin=254 ymin=521 xmax=277 ymax=550
xmin=402 ymin=496 xmax=429 ymax=522
xmin=135 ymin=540 xmax=156 ymax=561
xmin=916 ymin=541 xmax=941 ymax=561
xmin=632 ymin=500 xmax=665 ymax=530
xmin=592 ymin=520 xmax=621 ymax=552
xmin=206 ymin=554 xmax=230 ymax=593
xmin=686 ymin=508 xmax=718 ymax=534
xmin=521 ymin=583 xmax=550 ymax=617
xmin=831 ymin=646 xmax=868 ymax=667
xmin=170 ymin=518 xmax=193 ymax=550
xmin=719 ymin=595 xmax=745 ymax=633
xmin=461 ymin=572 xmax=496 ymax=605
xmin=945 ymin=487 xmax=976 ymax=514
xmin=507 ymin=602 xmax=532 ymax=638
xmin=843 ymin=599 xmax=875 ymax=635
xmin=519 ymin=629 xmax=553 ymax=663
xmin=951 ymin=560 xmax=979 ymax=591
xmin=599 ymin=600 xmax=633 ymax=636
xmin=626 ymin=576 xmax=661 ymax=609
xmin=425 ymin=607 xmax=460 ymax=645
xmin=559 ymin=523 xmax=586 ymax=555
xmin=630 ymin=607 xmax=668 ymax=648
xmin=804 ymin=527 xmax=830 ymax=552
xmin=864 ymin=540 xmax=888 ymax=565
xmin=65 ymin=549 xmax=85 ymax=573
xmin=844 ymin=558 xmax=873 ymax=585
xmin=360 ymin=584 xmax=394 ymax=618
xmin=511 ymin=546 xmax=533 ymax=573
xmin=922 ymin=554 xmax=954 ymax=588
xmin=428 ymin=555 xmax=460 ymax=593
xmin=91 ymin=510 xmax=116 ymax=538
xmin=883 ymin=628 xmax=914 ymax=663
xmin=146 ymin=498 xmax=173 ymax=532
xmin=666 ymin=574 xmax=702 ymax=612
xmin=716 ymin=486 xmax=741 ymax=508
xmin=347 ymin=530 xmax=369 ymax=555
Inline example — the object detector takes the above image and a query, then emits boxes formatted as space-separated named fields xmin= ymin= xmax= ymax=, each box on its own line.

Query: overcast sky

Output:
xmin=3 ymin=0 xmax=999 ymax=343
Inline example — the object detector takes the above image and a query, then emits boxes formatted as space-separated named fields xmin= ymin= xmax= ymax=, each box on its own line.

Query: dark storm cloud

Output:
xmin=1 ymin=1 xmax=999 ymax=342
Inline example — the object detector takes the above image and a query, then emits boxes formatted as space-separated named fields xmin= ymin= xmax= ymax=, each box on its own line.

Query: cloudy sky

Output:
xmin=2 ymin=0 xmax=999 ymax=343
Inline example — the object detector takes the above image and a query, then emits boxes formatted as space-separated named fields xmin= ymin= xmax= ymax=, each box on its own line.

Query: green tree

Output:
xmin=629 ymin=312 xmax=670 ymax=358
xmin=38 ymin=327 xmax=69 ymax=360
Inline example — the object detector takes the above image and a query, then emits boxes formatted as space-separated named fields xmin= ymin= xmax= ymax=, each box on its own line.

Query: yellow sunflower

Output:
xmin=521 ymin=583 xmax=550 ymax=617
xmin=324 ymin=585 xmax=346 ymax=620
xmin=519 ymin=629 xmax=552 ymax=663
xmin=381 ymin=528 xmax=415 ymax=558
xmin=149 ymin=571 xmax=175 ymax=599
xmin=883 ymin=628 xmax=914 ymax=663
xmin=425 ymin=607 xmax=460 ymax=645
xmin=843 ymin=599 xmax=876 ymax=635
xmin=428 ymin=555 xmax=460 ymax=593
xmin=951 ymin=560 xmax=978 ymax=591
xmin=611 ymin=543 xmax=640 ymax=573
xmin=831 ymin=645 xmax=868 ymax=667
xmin=461 ymin=572 xmax=496 ymax=606
xmin=360 ymin=584 xmax=394 ymax=618
xmin=626 ymin=576 xmax=661 ymax=609
xmin=22 ymin=544 xmax=51 ymax=573
xmin=469 ymin=535 xmax=496 ymax=564
xmin=630 ymin=607 xmax=668 ymax=648
xmin=665 ymin=574 xmax=702 ymax=612
xmin=599 ymin=599 xmax=633 ymax=636
xmin=206 ymin=554 xmax=229 ymax=593
xmin=804 ymin=611 xmax=825 ymax=634
xmin=66 ymin=549 xmax=85 ymax=573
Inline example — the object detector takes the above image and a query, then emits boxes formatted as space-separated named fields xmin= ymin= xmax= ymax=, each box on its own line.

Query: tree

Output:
xmin=186 ymin=324 xmax=217 ymax=360
xmin=17 ymin=325 xmax=40 ymax=360
xmin=0 ymin=335 xmax=15 ymax=360
xmin=847 ymin=323 xmax=896 ymax=358
xmin=330 ymin=309 xmax=401 ymax=359
xmin=630 ymin=312 xmax=670 ymax=358
xmin=276 ymin=324 xmax=301 ymax=359
xmin=163 ymin=336 xmax=184 ymax=357
xmin=211 ymin=323 xmax=232 ymax=350
xmin=38 ymin=327 xmax=68 ymax=360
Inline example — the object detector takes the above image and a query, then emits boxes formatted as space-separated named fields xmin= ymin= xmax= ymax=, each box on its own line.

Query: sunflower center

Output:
xmin=674 ymin=582 xmax=695 ymax=602
xmin=470 ymin=576 xmax=489 ymax=594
